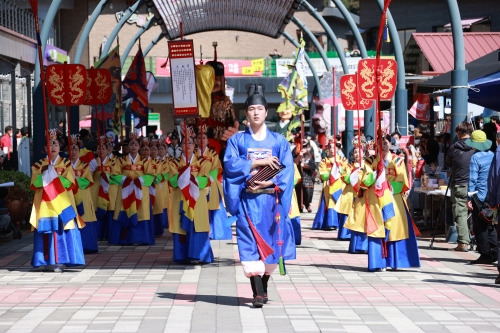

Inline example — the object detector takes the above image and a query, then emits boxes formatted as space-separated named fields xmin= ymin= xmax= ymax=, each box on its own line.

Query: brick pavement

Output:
xmin=0 ymin=190 xmax=500 ymax=332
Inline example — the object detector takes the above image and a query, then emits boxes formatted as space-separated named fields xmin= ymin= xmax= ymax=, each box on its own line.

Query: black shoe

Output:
xmin=495 ymin=274 xmax=500 ymax=284
xmin=250 ymin=276 xmax=265 ymax=307
xmin=252 ymin=295 xmax=264 ymax=308
xmin=263 ymin=293 xmax=268 ymax=304
xmin=468 ymin=256 xmax=494 ymax=265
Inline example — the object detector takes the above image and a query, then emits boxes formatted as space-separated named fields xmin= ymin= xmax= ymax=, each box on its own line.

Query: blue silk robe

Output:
xmin=223 ymin=127 xmax=296 ymax=264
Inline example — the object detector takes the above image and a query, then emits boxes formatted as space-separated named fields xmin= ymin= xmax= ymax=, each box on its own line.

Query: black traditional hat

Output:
xmin=206 ymin=61 xmax=224 ymax=76
xmin=244 ymin=83 xmax=267 ymax=109
xmin=170 ymin=130 xmax=179 ymax=140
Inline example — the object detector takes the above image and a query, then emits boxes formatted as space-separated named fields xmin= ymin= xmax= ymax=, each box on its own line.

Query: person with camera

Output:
xmin=466 ymin=130 xmax=497 ymax=264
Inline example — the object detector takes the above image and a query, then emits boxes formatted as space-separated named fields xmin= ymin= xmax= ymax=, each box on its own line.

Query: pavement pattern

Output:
xmin=0 ymin=189 xmax=500 ymax=333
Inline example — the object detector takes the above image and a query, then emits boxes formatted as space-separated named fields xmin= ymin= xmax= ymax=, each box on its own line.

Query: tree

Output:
xmin=341 ymin=0 xmax=360 ymax=15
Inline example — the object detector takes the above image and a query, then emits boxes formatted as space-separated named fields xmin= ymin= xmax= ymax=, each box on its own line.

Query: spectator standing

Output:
xmin=17 ymin=127 xmax=32 ymax=177
xmin=445 ymin=122 xmax=475 ymax=251
xmin=0 ymin=126 xmax=13 ymax=157
xmin=483 ymin=120 xmax=498 ymax=153
xmin=0 ymin=150 xmax=5 ymax=170
xmin=441 ymin=114 xmax=452 ymax=134
xmin=295 ymin=139 xmax=316 ymax=212
xmin=466 ymin=130 xmax=497 ymax=264
xmin=491 ymin=115 xmax=500 ymax=132
xmin=167 ymin=131 xmax=183 ymax=159
xmin=487 ymin=131 xmax=500 ymax=284
xmin=58 ymin=120 xmax=66 ymax=137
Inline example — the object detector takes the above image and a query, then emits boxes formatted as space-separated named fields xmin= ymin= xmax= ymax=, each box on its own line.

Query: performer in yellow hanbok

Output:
xmin=290 ymin=163 xmax=302 ymax=244
xmin=69 ymin=134 xmax=98 ymax=253
xmin=157 ymin=139 xmax=170 ymax=229
xmin=312 ymin=139 xmax=347 ymax=230
xmin=169 ymin=134 xmax=213 ymax=263
xmin=92 ymin=135 xmax=118 ymax=241
xmin=368 ymin=135 xmax=420 ymax=270
xmin=344 ymin=148 xmax=392 ymax=268
xmin=151 ymin=138 xmax=168 ymax=235
xmin=343 ymin=143 xmax=369 ymax=252
xmin=197 ymin=129 xmax=233 ymax=240
xmin=109 ymin=133 xmax=155 ymax=245
xmin=30 ymin=129 xmax=84 ymax=272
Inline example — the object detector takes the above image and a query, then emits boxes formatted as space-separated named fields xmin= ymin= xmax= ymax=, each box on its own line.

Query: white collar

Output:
xmin=129 ymin=153 xmax=139 ymax=164
xmin=50 ymin=155 xmax=59 ymax=166
xmin=249 ymin=124 xmax=267 ymax=141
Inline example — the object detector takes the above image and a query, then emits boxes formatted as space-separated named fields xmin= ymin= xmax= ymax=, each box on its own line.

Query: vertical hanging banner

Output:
xmin=93 ymin=45 xmax=122 ymax=135
xmin=168 ymin=40 xmax=198 ymax=118
xmin=357 ymin=59 xmax=397 ymax=101
xmin=339 ymin=74 xmax=374 ymax=111
xmin=46 ymin=63 xmax=87 ymax=106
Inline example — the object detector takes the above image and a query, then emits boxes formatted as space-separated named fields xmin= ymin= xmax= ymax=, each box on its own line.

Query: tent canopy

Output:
xmin=468 ymin=71 xmax=500 ymax=111
xmin=417 ymin=49 xmax=500 ymax=110
xmin=417 ymin=49 xmax=500 ymax=92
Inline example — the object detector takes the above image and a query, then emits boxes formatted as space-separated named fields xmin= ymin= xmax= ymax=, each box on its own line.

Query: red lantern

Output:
xmin=46 ymin=63 xmax=87 ymax=106
xmin=340 ymin=74 xmax=374 ymax=111
xmin=83 ymin=68 xmax=112 ymax=105
xmin=356 ymin=59 xmax=397 ymax=101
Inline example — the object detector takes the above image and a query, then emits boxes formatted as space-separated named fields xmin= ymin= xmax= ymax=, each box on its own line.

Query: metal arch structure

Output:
xmin=301 ymin=0 xmax=367 ymax=156
xmin=143 ymin=32 xmax=166 ymax=57
xmin=74 ymin=0 xmax=110 ymax=64
xmin=331 ymin=0 xmax=367 ymax=58
xmin=291 ymin=17 xmax=330 ymax=76
xmin=33 ymin=0 xmax=63 ymax=161
xmin=121 ymin=17 xmax=157 ymax=67
xmin=375 ymin=0 xmax=408 ymax=136
xmin=282 ymin=31 xmax=321 ymax=100
xmin=101 ymin=0 xmax=145 ymax=60
xmin=148 ymin=0 xmax=301 ymax=40
xmin=330 ymin=0 xmax=368 ymax=151
xmin=446 ymin=0 xmax=467 ymax=142
xmin=301 ymin=0 xmax=349 ymax=72
xmin=32 ymin=0 xmax=468 ymax=160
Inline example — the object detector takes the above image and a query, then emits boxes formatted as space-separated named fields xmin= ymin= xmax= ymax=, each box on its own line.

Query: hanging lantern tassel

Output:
xmin=383 ymin=17 xmax=390 ymax=43
xmin=275 ymin=189 xmax=286 ymax=275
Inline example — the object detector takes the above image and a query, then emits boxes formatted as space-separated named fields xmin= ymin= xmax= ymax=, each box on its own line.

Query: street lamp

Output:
xmin=444 ymin=101 xmax=452 ymax=114
xmin=433 ymin=100 xmax=440 ymax=112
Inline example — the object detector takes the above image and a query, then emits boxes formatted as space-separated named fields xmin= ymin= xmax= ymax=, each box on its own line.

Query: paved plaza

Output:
xmin=1 ymin=189 xmax=500 ymax=333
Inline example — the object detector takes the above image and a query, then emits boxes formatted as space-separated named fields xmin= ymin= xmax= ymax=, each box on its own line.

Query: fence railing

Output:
xmin=0 ymin=0 xmax=57 ymax=45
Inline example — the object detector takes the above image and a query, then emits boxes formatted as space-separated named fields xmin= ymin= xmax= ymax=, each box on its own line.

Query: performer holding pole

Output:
xmin=223 ymin=85 xmax=295 ymax=308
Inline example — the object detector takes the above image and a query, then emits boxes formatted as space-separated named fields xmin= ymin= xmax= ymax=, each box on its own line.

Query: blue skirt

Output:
xmin=80 ymin=222 xmax=98 ymax=253
xmin=153 ymin=212 xmax=167 ymax=236
xmin=291 ymin=216 xmax=302 ymax=245
xmin=368 ymin=208 xmax=421 ymax=271
xmin=348 ymin=231 xmax=368 ymax=253
xmin=236 ymin=192 xmax=296 ymax=264
xmin=177 ymin=214 xmax=214 ymax=263
xmin=95 ymin=209 xmax=113 ymax=241
xmin=108 ymin=211 xmax=155 ymax=246
xmin=209 ymin=196 xmax=233 ymax=240
xmin=337 ymin=213 xmax=351 ymax=240
xmin=32 ymin=226 xmax=85 ymax=268
xmin=312 ymin=193 xmax=339 ymax=230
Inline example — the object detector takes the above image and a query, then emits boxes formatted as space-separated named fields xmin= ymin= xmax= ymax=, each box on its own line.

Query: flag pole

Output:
xmin=375 ymin=0 xmax=392 ymax=158
xmin=355 ymin=74 xmax=362 ymax=167
xmin=332 ymin=66 xmax=337 ymax=157
xmin=29 ymin=0 xmax=51 ymax=158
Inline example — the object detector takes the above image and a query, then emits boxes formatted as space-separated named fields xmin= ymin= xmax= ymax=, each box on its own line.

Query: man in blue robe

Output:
xmin=223 ymin=84 xmax=295 ymax=308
